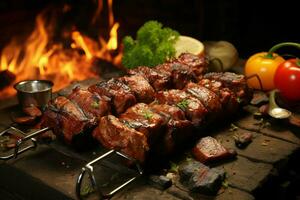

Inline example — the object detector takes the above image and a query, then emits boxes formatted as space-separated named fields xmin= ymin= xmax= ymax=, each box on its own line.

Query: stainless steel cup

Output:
xmin=14 ymin=80 xmax=53 ymax=109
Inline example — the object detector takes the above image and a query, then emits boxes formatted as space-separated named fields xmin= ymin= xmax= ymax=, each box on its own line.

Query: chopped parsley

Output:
xmin=176 ymin=99 xmax=189 ymax=110
xmin=143 ymin=110 xmax=153 ymax=120
xmin=91 ymin=101 xmax=99 ymax=109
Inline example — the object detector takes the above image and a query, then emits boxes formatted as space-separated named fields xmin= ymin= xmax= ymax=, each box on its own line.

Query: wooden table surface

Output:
xmin=0 ymin=81 xmax=299 ymax=200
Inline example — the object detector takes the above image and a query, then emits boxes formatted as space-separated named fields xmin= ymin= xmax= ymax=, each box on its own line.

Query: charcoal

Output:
xmin=179 ymin=160 xmax=225 ymax=195
xmin=148 ymin=175 xmax=172 ymax=190
xmin=234 ymin=132 xmax=253 ymax=149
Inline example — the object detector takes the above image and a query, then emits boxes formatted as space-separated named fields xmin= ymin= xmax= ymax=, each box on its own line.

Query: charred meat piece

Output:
xmin=173 ymin=53 xmax=208 ymax=76
xmin=185 ymin=82 xmax=222 ymax=122
xmin=127 ymin=66 xmax=172 ymax=91
xmin=119 ymin=75 xmax=155 ymax=103
xmin=41 ymin=96 xmax=91 ymax=144
xmin=93 ymin=115 xmax=149 ymax=163
xmin=198 ymin=79 xmax=239 ymax=115
xmin=150 ymin=104 xmax=193 ymax=155
xmin=88 ymin=78 xmax=136 ymax=115
xmin=68 ymin=87 xmax=111 ymax=124
xmin=119 ymin=103 xmax=165 ymax=145
xmin=155 ymin=90 xmax=208 ymax=127
xmin=156 ymin=62 xmax=197 ymax=89
xmin=204 ymin=72 xmax=251 ymax=104
xmin=192 ymin=136 xmax=236 ymax=163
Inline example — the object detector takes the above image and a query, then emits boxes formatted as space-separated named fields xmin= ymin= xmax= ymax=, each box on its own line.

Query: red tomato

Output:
xmin=274 ymin=59 xmax=300 ymax=101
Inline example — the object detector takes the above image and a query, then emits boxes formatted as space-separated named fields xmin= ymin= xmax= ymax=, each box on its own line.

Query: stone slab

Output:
xmin=216 ymin=156 xmax=273 ymax=192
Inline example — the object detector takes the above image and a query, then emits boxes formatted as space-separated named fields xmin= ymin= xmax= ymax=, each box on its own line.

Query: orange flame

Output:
xmin=107 ymin=23 xmax=120 ymax=50
xmin=0 ymin=0 xmax=121 ymax=99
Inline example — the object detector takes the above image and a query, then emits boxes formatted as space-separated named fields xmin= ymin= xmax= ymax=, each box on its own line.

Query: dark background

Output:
xmin=0 ymin=0 xmax=298 ymax=59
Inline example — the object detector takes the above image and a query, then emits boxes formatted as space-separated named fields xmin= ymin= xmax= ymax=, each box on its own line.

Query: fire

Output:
xmin=0 ymin=0 xmax=121 ymax=99
xmin=107 ymin=23 xmax=120 ymax=50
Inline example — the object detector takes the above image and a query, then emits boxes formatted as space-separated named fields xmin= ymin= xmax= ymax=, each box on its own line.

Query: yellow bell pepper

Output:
xmin=245 ymin=52 xmax=285 ymax=90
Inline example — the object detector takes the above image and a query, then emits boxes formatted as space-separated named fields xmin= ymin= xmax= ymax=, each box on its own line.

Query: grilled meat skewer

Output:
xmin=42 ymin=53 xmax=207 ymax=144
xmin=41 ymin=53 xmax=250 ymax=162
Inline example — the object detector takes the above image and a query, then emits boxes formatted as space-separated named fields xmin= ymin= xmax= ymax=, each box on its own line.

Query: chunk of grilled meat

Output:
xmin=41 ymin=96 xmax=92 ymax=144
xmin=193 ymin=136 xmax=235 ymax=163
xmin=88 ymin=78 xmax=136 ymax=115
xmin=119 ymin=103 xmax=165 ymax=145
xmin=156 ymin=62 xmax=197 ymax=89
xmin=119 ymin=75 xmax=155 ymax=103
xmin=68 ymin=87 xmax=111 ymax=124
xmin=155 ymin=90 xmax=208 ymax=127
xmin=198 ymin=78 xmax=239 ymax=115
xmin=173 ymin=53 xmax=208 ymax=77
xmin=203 ymin=72 xmax=251 ymax=104
xmin=92 ymin=115 xmax=149 ymax=162
xmin=127 ymin=66 xmax=172 ymax=91
xmin=150 ymin=104 xmax=193 ymax=155
xmin=185 ymin=82 xmax=222 ymax=123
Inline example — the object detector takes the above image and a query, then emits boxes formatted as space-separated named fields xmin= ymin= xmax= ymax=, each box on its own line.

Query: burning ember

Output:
xmin=0 ymin=0 xmax=122 ymax=99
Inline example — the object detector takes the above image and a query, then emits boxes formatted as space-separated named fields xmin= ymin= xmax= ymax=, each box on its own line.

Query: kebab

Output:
xmin=41 ymin=53 xmax=250 ymax=163
xmin=41 ymin=53 xmax=207 ymax=144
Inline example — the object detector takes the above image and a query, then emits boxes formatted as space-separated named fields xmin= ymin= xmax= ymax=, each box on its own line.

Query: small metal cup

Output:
xmin=14 ymin=80 xmax=53 ymax=109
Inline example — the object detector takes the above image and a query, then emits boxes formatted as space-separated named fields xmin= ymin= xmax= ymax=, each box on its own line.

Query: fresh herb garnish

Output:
xmin=122 ymin=20 xmax=179 ymax=69
xmin=91 ymin=101 xmax=99 ymax=109
xmin=176 ymin=99 xmax=189 ymax=110
xmin=143 ymin=110 xmax=153 ymax=120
